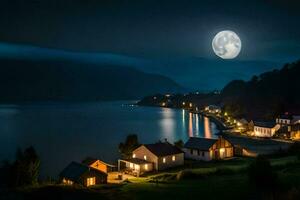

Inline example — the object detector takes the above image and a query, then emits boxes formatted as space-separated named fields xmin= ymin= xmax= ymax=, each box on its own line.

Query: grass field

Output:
xmin=2 ymin=156 xmax=300 ymax=200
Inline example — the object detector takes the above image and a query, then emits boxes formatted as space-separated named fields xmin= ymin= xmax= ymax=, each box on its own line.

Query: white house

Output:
xmin=183 ymin=137 xmax=233 ymax=161
xmin=118 ymin=141 xmax=184 ymax=176
xmin=276 ymin=114 xmax=293 ymax=125
xmin=253 ymin=121 xmax=280 ymax=137
xmin=276 ymin=114 xmax=300 ymax=125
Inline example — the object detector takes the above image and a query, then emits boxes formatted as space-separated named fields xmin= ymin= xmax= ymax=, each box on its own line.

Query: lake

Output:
xmin=0 ymin=101 xmax=218 ymax=178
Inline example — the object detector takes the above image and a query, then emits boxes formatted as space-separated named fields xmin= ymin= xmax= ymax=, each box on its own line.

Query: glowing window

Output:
xmin=144 ymin=164 xmax=148 ymax=170
xmin=144 ymin=155 xmax=147 ymax=160
xmin=130 ymin=163 xmax=134 ymax=168
xmin=134 ymin=164 xmax=140 ymax=170
xmin=163 ymin=157 xmax=166 ymax=163
xmin=172 ymin=156 xmax=176 ymax=161
xmin=87 ymin=177 xmax=96 ymax=187
xmin=62 ymin=178 xmax=73 ymax=185
xmin=132 ymin=154 xmax=136 ymax=158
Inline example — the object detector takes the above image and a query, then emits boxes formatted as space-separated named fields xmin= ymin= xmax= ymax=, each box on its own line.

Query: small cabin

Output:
xmin=82 ymin=157 xmax=115 ymax=173
xmin=183 ymin=137 xmax=233 ymax=161
xmin=59 ymin=162 xmax=107 ymax=187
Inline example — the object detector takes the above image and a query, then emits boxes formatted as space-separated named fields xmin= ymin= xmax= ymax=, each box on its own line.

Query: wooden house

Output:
xmin=82 ymin=157 xmax=115 ymax=173
xmin=59 ymin=162 xmax=107 ymax=186
xmin=183 ymin=137 xmax=233 ymax=161
xmin=118 ymin=141 xmax=184 ymax=176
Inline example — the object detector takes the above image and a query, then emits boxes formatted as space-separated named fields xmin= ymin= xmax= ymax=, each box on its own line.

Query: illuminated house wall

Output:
xmin=132 ymin=143 xmax=184 ymax=171
xmin=183 ymin=137 xmax=233 ymax=161
xmin=253 ymin=124 xmax=280 ymax=137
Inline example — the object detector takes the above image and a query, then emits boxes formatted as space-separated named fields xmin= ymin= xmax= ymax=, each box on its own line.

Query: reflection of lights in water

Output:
xmin=182 ymin=109 xmax=186 ymax=133
xmin=160 ymin=108 xmax=176 ymax=141
xmin=182 ymin=109 xmax=185 ymax=124
xmin=188 ymin=113 xmax=193 ymax=137
xmin=204 ymin=117 xmax=212 ymax=138
xmin=195 ymin=114 xmax=199 ymax=136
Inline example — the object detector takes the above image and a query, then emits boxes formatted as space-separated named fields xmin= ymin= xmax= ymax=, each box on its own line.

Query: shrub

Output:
xmin=288 ymin=142 xmax=300 ymax=155
xmin=0 ymin=146 xmax=40 ymax=187
xmin=176 ymin=170 xmax=206 ymax=181
xmin=118 ymin=134 xmax=140 ymax=159
xmin=286 ymin=187 xmax=300 ymax=200
xmin=248 ymin=156 xmax=277 ymax=192
xmin=214 ymin=167 xmax=236 ymax=175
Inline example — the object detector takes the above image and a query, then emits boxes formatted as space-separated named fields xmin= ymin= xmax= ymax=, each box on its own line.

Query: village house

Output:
xmin=276 ymin=114 xmax=300 ymax=125
xmin=274 ymin=114 xmax=300 ymax=139
xmin=235 ymin=118 xmax=249 ymax=131
xmin=118 ymin=141 xmax=184 ymax=176
xmin=291 ymin=124 xmax=300 ymax=140
xmin=183 ymin=137 xmax=234 ymax=161
xmin=59 ymin=162 xmax=107 ymax=186
xmin=82 ymin=157 xmax=116 ymax=173
xmin=252 ymin=121 xmax=280 ymax=137
xmin=205 ymin=105 xmax=221 ymax=114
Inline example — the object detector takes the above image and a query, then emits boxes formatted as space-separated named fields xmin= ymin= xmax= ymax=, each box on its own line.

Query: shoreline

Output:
xmin=137 ymin=103 xmax=230 ymax=132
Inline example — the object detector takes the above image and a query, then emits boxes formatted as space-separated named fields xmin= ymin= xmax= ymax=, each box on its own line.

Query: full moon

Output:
xmin=212 ymin=30 xmax=241 ymax=59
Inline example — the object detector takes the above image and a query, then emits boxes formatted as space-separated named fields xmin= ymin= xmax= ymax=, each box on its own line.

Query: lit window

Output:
xmin=132 ymin=154 xmax=136 ymax=158
xmin=144 ymin=164 xmax=148 ymax=170
xmin=134 ymin=164 xmax=140 ymax=170
xmin=172 ymin=156 xmax=176 ymax=161
xmin=87 ymin=177 xmax=96 ymax=187
xmin=163 ymin=158 xmax=166 ymax=163
xmin=144 ymin=155 xmax=147 ymax=160
xmin=62 ymin=178 xmax=73 ymax=185
xmin=130 ymin=163 xmax=134 ymax=168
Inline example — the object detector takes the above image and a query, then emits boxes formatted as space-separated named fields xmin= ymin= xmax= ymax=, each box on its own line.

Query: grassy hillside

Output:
xmin=2 ymin=156 xmax=300 ymax=200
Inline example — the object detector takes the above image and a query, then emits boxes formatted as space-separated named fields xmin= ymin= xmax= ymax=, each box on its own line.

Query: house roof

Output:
xmin=82 ymin=157 xmax=98 ymax=166
xmin=59 ymin=162 xmax=106 ymax=182
xmin=82 ymin=157 xmax=115 ymax=167
xmin=221 ymin=134 xmax=291 ymax=155
xmin=207 ymin=105 xmax=221 ymax=109
xmin=279 ymin=114 xmax=293 ymax=120
xmin=238 ymin=118 xmax=249 ymax=124
xmin=292 ymin=116 xmax=300 ymax=123
xmin=184 ymin=137 xmax=218 ymax=151
xmin=253 ymin=121 xmax=277 ymax=128
xmin=143 ymin=142 xmax=184 ymax=157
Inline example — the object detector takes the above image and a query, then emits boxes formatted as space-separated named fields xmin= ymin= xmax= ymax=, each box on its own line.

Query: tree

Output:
xmin=1 ymin=146 xmax=40 ymax=187
xmin=248 ymin=156 xmax=277 ymax=194
xmin=174 ymin=139 xmax=184 ymax=149
xmin=119 ymin=134 xmax=140 ymax=159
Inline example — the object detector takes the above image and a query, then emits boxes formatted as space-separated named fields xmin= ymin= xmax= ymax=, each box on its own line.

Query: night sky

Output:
xmin=0 ymin=0 xmax=299 ymax=62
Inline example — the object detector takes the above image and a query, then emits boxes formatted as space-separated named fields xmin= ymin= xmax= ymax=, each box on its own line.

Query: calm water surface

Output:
xmin=0 ymin=101 xmax=218 ymax=177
